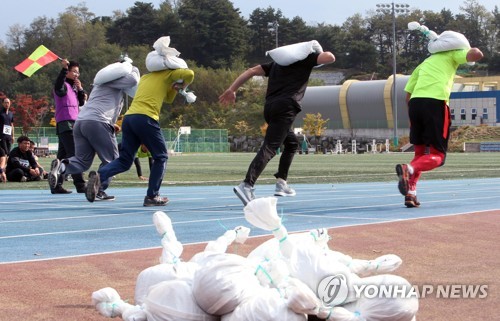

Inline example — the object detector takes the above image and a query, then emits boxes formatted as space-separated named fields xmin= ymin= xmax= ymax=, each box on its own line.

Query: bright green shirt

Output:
xmin=125 ymin=68 xmax=195 ymax=121
xmin=136 ymin=146 xmax=151 ymax=158
xmin=404 ymin=49 xmax=468 ymax=102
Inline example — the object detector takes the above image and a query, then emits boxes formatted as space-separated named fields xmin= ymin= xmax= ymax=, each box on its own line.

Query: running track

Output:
xmin=2 ymin=178 xmax=500 ymax=264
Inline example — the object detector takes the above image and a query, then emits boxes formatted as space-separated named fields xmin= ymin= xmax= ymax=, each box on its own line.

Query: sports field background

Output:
xmin=2 ymin=152 xmax=500 ymax=190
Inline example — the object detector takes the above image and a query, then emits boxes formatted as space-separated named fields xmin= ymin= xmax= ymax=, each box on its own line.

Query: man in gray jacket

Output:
xmin=49 ymin=58 xmax=140 ymax=200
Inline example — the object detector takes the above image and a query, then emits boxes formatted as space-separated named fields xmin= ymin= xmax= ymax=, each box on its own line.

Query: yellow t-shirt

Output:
xmin=405 ymin=49 xmax=468 ymax=102
xmin=126 ymin=69 xmax=195 ymax=121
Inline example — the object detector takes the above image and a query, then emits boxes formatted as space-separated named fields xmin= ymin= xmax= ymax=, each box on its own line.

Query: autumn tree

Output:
xmin=10 ymin=94 xmax=50 ymax=136
xmin=302 ymin=113 xmax=329 ymax=138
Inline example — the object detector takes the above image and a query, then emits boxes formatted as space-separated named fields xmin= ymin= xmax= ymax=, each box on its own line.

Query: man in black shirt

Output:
xmin=219 ymin=45 xmax=335 ymax=205
xmin=6 ymin=136 xmax=43 ymax=182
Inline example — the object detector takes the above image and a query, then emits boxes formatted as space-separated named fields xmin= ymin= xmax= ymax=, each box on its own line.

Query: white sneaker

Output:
xmin=233 ymin=182 xmax=255 ymax=206
xmin=48 ymin=159 xmax=61 ymax=190
xmin=274 ymin=180 xmax=296 ymax=197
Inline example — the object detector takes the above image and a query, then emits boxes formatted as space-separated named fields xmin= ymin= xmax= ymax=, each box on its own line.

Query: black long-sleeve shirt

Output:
xmin=6 ymin=147 xmax=38 ymax=174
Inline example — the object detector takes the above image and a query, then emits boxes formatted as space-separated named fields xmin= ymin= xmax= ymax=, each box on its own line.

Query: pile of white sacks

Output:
xmin=91 ymin=197 xmax=418 ymax=321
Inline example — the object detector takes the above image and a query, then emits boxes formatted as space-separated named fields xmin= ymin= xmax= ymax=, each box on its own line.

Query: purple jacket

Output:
xmin=54 ymin=82 xmax=79 ymax=122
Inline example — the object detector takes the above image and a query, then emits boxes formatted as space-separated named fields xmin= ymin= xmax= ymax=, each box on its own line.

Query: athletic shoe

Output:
xmin=76 ymin=185 xmax=87 ymax=193
xmin=405 ymin=194 xmax=420 ymax=208
xmin=233 ymin=182 xmax=255 ymax=206
xmin=51 ymin=186 xmax=72 ymax=194
xmin=48 ymin=159 xmax=61 ymax=190
xmin=96 ymin=191 xmax=115 ymax=201
xmin=143 ymin=195 xmax=169 ymax=207
xmin=395 ymin=164 xmax=410 ymax=196
xmin=274 ymin=180 xmax=296 ymax=197
xmin=20 ymin=176 xmax=28 ymax=182
xmin=85 ymin=171 xmax=101 ymax=203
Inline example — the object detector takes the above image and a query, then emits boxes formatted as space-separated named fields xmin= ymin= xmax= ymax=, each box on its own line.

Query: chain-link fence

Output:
xmin=28 ymin=127 xmax=229 ymax=153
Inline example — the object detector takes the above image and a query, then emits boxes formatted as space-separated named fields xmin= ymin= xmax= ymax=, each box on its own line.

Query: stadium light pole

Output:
xmin=376 ymin=3 xmax=410 ymax=147
xmin=268 ymin=20 xmax=279 ymax=48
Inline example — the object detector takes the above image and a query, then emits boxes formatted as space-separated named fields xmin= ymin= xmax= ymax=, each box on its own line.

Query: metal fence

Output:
xmin=28 ymin=127 xmax=229 ymax=153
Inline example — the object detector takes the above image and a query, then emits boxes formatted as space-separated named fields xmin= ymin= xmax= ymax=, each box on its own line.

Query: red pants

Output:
xmin=409 ymin=145 xmax=445 ymax=191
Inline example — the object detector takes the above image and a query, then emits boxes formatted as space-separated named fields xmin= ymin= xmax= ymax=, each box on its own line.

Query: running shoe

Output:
xmin=143 ymin=195 xmax=169 ymax=207
xmin=395 ymin=164 xmax=410 ymax=196
xmin=233 ymin=182 xmax=255 ymax=206
xmin=96 ymin=191 xmax=115 ymax=201
xmin=48 ymin=159 xmax=61 ymax=190
xmin=274 ymin=180 xmax=296 ymax=197
xmin=85 ymin=171 xmax=100 ymax=203
xmin=405 ymin=194 xmax=420 ymax=208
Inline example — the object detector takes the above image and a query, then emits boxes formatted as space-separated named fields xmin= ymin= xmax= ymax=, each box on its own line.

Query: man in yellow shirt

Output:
xmin=85 ymin=68 xmax=194 ymax=206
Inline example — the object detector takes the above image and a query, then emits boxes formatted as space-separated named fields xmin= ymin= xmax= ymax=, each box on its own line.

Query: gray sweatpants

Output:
xmin=66 ymin=120 xmax=119 ymax=191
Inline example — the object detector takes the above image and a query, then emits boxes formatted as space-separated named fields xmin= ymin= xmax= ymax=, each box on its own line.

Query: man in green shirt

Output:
xmin=396 ymin=47 xmax=483 ymax=208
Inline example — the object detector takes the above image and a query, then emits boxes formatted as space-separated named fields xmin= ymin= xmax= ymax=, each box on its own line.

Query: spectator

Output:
xmin=29 ymin=140 xmax=48 ymax=179
xmin=52 ymin=58 xmax=87 ymax=194
xmin=0 ymin=97 xmax=14 ymax=156
xmin=49 ymin=58 xmax=140 ymax=201
xmin=125 ymin=143 xmax=153 ymax=181
xmin=0 ymin=146 xmax=6 ymax=183
xmin=6 ymin=136 xmax=43 ymax=182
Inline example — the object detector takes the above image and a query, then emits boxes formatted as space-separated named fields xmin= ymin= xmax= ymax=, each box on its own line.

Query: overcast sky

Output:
xmin=1 ymin=0 xmax=498 ymax=44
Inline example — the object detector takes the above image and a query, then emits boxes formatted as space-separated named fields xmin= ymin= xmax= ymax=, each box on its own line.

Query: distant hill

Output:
xmin=398 ymin=125 xmax=500 ymax=152
xmin=449 ymin=125 xmax=500 ymax=151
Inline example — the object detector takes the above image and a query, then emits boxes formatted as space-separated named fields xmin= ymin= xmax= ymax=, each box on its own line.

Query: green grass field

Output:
xmin=2 ymin=152 xmax=500 ymax=191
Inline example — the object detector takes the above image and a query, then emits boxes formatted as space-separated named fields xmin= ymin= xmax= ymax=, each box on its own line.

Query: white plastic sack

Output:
xmin=285 ymin=277 xmax=323 ymax=315
xmin=145 ymin=51 xmax=188 ymax=71
xmin=191 ymin=253 xmax=262 ymax=315
xmin=204 ymin=226 xmax=250 ymax=253
xmin=320 ymin=274 xmax=418 ymax=321
xmin=244 ymin=197 xmax=281 ymax=231
xmin=91 ymin=287 xmax=146 ymax=320
xmin=153 ymin=36 xmax=180 ymax=56
xmin=144 ymin=279 xmax=218 ymax=321
xmin=408 ymin=21 xmax=470 ymax=54
xmin=266 ymin=40 xmax=323 ymax=66
xmin=153 ymin=211 xmax=183 ymax=264
xmin=134 ymin=261 xmax=199 ymax=305
xmin=178 ymin=88 xmax=197 ymax=104
xmin=428 ymin=30 xmax=471 ymax=54
xmin=248 ymin=228 xmax=330 ymax=262
xmin=222 ymin=287 xmax=307 ymax=321
xmin=93 ymin=61 xmax=133 ymax=85
xmin=345 ymin=254 xmax=402 ymax=277
xmin=287 ymin=244 xmax=360 ymax=305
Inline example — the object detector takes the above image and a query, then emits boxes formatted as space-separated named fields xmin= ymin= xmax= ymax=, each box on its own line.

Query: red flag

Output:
xmin=15 ymin=45 xmax=59 ymax=77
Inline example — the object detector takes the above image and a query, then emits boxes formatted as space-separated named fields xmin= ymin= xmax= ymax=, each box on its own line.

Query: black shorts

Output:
xmin=408 ymin=98 xmax=451 ymax=155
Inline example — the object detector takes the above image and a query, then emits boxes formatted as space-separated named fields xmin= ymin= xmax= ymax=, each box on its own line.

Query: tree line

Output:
xmin=0 ymin=0 xmax=498 ymax=136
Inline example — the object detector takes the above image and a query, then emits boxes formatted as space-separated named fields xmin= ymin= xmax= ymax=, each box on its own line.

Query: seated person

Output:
xmin=29 ymin=140 xmax=48 ymax=179
xmin=118 ymin=143 xmax=153 ymax=180
xmin=135 ymin=144 xmax=153 ymax=180
xmin=6 ymin=136 xmax=44 ymax=182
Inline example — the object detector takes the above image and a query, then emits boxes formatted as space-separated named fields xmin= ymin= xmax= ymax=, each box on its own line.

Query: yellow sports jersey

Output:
xmin=405 ymin=49 xmax=468 ymax=101
xmin=126 ymin=69 xmax=194 ymax=121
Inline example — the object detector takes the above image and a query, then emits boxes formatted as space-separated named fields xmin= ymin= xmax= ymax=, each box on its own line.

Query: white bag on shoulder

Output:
xmin=266 ymin=40 xmax=323 ymax=66
xmin=428 ymin=30 xmax=471 ymax=54
xmin=93 ymin=61 xmax=133 ymax=85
